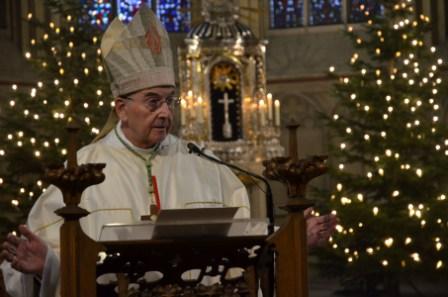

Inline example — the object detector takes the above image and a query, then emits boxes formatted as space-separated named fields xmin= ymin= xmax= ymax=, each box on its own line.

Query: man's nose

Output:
xmin=157 ymin=101 xmax=171 ymax=115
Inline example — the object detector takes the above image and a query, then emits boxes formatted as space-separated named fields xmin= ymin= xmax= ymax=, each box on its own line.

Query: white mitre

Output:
xmin=94 ymin=5 xmax=176 ymax=141
xmin=101 ymin=4 xmax=175 ymax=97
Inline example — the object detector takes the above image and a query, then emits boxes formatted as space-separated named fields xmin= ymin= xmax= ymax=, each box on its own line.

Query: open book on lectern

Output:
xmin=99 ymin=207 xmax=268 ymax=242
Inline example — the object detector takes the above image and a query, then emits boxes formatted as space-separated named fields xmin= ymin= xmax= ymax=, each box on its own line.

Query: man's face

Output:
xmin=115 ymin=86 xmax=176 ymax=148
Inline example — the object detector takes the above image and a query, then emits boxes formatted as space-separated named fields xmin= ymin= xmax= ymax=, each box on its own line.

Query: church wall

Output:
xmin=262 ymin=27 xmax=354 ymax=208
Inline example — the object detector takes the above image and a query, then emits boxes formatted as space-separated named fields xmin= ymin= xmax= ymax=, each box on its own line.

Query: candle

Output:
xmin=180 ymin=99 xmax=187 ymax=125
xmin=197 ymin=97 xmax=203 ymax=123
xmin=267 ymin=93 xmax=273 ymax=121
xmin=259 ymin=99 xmax=266 ymax=126
xmin=274 ymin=99 xmax=280 ymax=126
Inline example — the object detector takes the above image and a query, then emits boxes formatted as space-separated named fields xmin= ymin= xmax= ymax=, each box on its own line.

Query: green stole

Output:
xmin=114 ymin=127 xmax=160 ymax=214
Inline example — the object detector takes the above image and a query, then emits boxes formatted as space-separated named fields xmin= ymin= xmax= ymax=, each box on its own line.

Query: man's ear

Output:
xmin=114 ymin=98 xmax=128 ymax=122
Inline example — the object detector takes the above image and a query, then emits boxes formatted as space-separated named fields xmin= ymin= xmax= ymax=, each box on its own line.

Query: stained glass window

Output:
xmin=309 ymin=0 xmax=342 ymax=26
xmin=85 ymin=0 xmax=191 ymax=32
xmin=85 ymin=0 xmax=114 ymax=28
xmin=117 ymin=0 xmax=144 ymax=24
xmin=156 ymin=0 xmax=191 ymax=33
xmin=269 ymin=0 xmax=304 ymax=29
xmin=348 ymin=0 xmax=383 ymax=23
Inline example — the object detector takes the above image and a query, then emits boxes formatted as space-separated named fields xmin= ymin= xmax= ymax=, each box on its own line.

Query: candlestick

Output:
xmin=259 ymin=99 xmax=266 ymax=126
xmin=275 ymin=99 xmax=280 ymax=127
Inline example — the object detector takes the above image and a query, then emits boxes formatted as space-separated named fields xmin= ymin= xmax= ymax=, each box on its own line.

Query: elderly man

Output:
xmin=1 ymin=5 xmax=336 ymax=297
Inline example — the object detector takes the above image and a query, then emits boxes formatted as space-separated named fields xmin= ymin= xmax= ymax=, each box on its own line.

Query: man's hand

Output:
xmin=1 ymin=225 xmax=47 ymax=277
xmin=305 ymin=208 xmax=338 ymax=248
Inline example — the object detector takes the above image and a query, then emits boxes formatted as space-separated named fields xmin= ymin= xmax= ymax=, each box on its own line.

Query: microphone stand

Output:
xmin=187 ymin=143 xmax=275 ymax=235
xmin=188 ymin=143 xmax=277 ymax=297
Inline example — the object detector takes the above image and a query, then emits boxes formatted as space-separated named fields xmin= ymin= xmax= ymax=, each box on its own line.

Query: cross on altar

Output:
xmin=218 ymin=92 xmax=235 ymax=117
xmin=218 ymin=92 xmax=235 ymax=138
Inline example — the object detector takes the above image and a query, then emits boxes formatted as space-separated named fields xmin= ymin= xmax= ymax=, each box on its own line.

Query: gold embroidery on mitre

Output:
xmin=146 ymin=22 xmax=162 ymax=54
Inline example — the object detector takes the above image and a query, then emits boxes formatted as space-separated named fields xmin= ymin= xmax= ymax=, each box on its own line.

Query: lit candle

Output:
xmin=180 ymin=99 xmax=187 ymax=125
xmin=267 ymin=93 xmax=273 ymax=121
xmin=197 ymin=97 xmax=203 ymax=123
xmin=259 ymin=99 xmax=266 ymax=126
xmin=274 ymin=100 xmax=280 ymax=126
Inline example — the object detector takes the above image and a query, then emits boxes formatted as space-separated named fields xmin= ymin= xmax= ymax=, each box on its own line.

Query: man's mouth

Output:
xmin=152 ymin=123 xmax=168 ymax=129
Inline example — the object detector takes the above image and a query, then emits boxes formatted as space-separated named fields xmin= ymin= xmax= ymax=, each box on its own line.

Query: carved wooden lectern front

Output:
xmin=51 ymin=122 xmax=326 ymax=297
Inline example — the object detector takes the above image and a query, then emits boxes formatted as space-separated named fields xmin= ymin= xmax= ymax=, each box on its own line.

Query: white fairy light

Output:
xmin=416 ymin=169 xmax=423 ymax=177
xmin=410 ymin=253 xmax=420 ymax=262
xmin=357 ymin=194 xmax=364 ymax=202
xmin=384 ymin=238 xmax=394 ymax=247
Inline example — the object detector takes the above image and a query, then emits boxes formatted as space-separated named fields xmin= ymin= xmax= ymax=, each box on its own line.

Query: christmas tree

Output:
xmin=318 ymin=0 xmax=448 ymax=294
xmin=0 ymin=0 xmax=110 ymax=238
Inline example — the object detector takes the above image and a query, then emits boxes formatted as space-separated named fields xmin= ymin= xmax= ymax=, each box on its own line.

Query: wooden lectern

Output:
xmin=49 ymin=122 xmax=326 ymax=297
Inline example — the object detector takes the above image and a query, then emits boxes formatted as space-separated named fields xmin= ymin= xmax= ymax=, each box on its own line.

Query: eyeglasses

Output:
xmin=121 ymin=94 xmax=181 ymax=112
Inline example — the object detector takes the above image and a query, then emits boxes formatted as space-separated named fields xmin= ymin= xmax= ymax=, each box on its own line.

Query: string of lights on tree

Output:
xmin=0 ymin=0 xmax=110 ymax=237
xmin=319 ymin=0 xmax=448 ymax=288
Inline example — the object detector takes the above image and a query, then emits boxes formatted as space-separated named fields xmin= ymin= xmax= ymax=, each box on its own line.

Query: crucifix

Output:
xmin=218 ymin=92 xmax=235 ymax=139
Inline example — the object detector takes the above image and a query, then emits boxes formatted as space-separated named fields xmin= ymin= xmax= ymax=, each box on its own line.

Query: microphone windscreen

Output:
xmin=187 ymin=142 xmax=201 ymax=154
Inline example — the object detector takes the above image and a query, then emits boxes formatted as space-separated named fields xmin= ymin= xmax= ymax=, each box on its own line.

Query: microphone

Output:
xmin=187 ymin=142 xmax=202 ymax=155
xmin=187 ymin=142 xmax=275 ymax=234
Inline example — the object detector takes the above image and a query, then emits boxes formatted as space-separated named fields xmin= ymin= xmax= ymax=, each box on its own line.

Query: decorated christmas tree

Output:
xmin=0 ymin=0 xmax=110 ymax=237
xmin=318 ymin=0 xmax=448 ymax=294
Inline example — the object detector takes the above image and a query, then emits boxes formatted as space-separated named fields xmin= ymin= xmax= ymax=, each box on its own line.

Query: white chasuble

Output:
xmin=1 ymin=123 xmax=250 ymax=297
